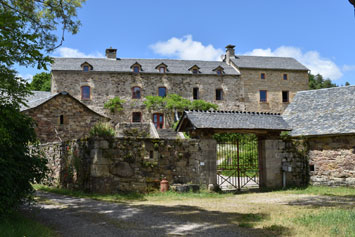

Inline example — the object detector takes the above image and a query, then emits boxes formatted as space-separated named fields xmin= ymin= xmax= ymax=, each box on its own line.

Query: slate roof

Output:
xmin=176 ymin=110 xmax=291 ymax=132
xmin=21 ymin=91 xmax=107 ymax=118
xmin=282 ymin=86 xmax=355 ymax=137
xmin=231 ymin=56 xmax=309 ymax=71
xmin=52 ymin=58 xmax=240 ymax=75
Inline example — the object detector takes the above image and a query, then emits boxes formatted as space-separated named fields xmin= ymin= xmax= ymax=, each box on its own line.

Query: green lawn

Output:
xmin=1 ymin=211 xmax=56 ymax=237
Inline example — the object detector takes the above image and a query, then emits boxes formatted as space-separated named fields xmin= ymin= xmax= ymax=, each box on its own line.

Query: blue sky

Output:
xmin=18 ymin=0 xmax=355 ymax=85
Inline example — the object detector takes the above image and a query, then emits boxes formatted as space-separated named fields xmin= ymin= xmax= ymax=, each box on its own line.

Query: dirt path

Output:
xmin=23 ymin=191 xmax=270 ymax=237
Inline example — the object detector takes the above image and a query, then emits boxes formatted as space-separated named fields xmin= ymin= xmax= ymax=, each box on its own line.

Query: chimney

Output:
xmin=224 ymin=44 xmax=235 ymax=64
xmin=105 ymin=47 xmax=117 ymax=59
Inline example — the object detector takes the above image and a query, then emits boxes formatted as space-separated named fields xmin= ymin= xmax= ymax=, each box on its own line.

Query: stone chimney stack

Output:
xmin=105 ymin=47 xmax=117 ymax=59
xmin=225 ymin=44 xmax=236 ymax=64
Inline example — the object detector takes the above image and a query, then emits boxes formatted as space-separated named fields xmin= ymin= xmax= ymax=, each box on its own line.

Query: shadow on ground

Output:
xmin=22 ymin=191 xmax=290 ymax=237
xmin=287 ymin=195 xmax=355 ymax=208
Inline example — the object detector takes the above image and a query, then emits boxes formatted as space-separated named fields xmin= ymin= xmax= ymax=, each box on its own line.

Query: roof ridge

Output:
xmin=186 ymin=110 xmax=281 ymax=115
xmin=297 ymin=85 xmax=355 ymax=94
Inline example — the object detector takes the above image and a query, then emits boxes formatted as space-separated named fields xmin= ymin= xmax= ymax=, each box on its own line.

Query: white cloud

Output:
xmin=54 ymin=47 xmax=104 ymax=58
xmin=245 ymin=46 xmax=343 ymax=80
xmin=17 ymin=73 xmax=33 ymax=82
xmin=342 ymin=65 xmax=355 ymax=72
xmin=150 ymin=35 xmax=224 ymax=61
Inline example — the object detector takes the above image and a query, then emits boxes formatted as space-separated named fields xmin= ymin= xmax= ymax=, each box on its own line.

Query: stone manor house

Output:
xmin=50 ymin=45 xmax=309 ymax=132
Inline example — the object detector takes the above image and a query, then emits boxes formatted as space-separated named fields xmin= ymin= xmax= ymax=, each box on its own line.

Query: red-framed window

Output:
xmin=132 ymin=112 xmax=142 ymax=123
xmin=153 ymin=113 xmax=164 ymax=129
xmin=81 ymin=86 xmax=91 ymax=100
xmin=260 ymin=90 xmax=267 ymax=102
xmin=132 ymin=86 xmax=141 ymax=99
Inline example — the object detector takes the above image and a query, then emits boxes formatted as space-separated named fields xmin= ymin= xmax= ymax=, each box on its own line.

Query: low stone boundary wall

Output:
xmin=40 ymin=137 xmax=216 ymax=193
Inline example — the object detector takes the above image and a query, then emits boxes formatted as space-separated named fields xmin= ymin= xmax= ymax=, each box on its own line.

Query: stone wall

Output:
xmin=41 ymin=137 xmax=217 ymax=193
xmin=240 ymin=69 xmax=309 ymax=113
xmin=24 ymin=94 xmax=106 ymax=143
xmin=308 ymin=135 xmax=355 ymax=186
xmin=51 ymin=71 xmax=244 ymax=127
xmin=115 ymin=123 xmax=151 ymax=138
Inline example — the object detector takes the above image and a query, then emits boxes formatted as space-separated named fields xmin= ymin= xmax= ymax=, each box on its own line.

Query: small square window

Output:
xmin=133 ymin=66 xmax=140 ymax=73
xmin=216 ymin=89 xmax=223 ymax=100
xmin=159 ymin=67 xmax=166 ymax=73
xmin=83 ymin=66 xmax=89 ymax=72
xmin=132 ymin=112 xmax=142 ymax=123
xmin=283 ymin=74 xmax=288 ymax=80
xmin=282 ymin=91 xmax=289 ymax=103
xmin=193 ymin=87 xmax=199 ymax=100
xmin=158 ymin=87 xmax=167 ymax=97
xmin=260 ymin=90 xmax=267 ymax=102
xmin=261 ymin=73 xmax=265 ymax=79
xmin=81 ymin=86 xmax=91 ymax=100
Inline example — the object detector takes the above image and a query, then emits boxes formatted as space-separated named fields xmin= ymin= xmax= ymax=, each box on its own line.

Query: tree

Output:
xmin=144 ymin=94 xmax=218 ymax=126
xmin=308 ymin=73 xmax=337 ymax=90
xmin=345 ymin=82 xmax=351 ymax=86
xmin=29 ymin=72 xmax=51 ymax=91
xmin=0 ymin=0 xmax=85 ymax=215
xmin=350 ymin=0 xmax=355 ymax=8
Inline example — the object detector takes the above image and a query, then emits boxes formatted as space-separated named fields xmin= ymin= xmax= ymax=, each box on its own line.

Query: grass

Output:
xmin=0 ymin=211 xmax=56 ymax=237
xmin=34 ymin=184 xmax=355 ymax=236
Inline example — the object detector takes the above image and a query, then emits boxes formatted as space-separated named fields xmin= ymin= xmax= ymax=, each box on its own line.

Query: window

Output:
xmin=216 ymin=70 xmax=222 ymax=75
xmin=59 ymin=115 xmax=64 ymax=125
xmin=216 ymin=89 xmax=223 ymax=100
xmin=81 ymin=86 xmax=91 ymax=100
xmin=132 ymin=87 xmax=141 ymax=99
xmin=153 ymin=113 xmax=164 ymax=129
xmin=193 ymin=87 xmax=199 ymax=100
xmin=282 ymin=91 xmax=289 ymax=103
xmin=159 ymin=67 xmax=166 ymax=73
xmin=132 ymin=112 xmax=142 ymax=123
xmin=158 ymin=87 xmax=167 ymax=97
xmin=83 ymin=66 xmax=89 ymax=72
xmin=133 ymin=66 xmax=140 ymax=73
xmin=260 ymin=90 xmax=267 ymax=102
xmin=283 ymin=74 xmax=288 ymax=80
xmin=192 ymin=68 xmax=198 ymax=74
xmin=261 ymin=73 xmax=266 ymax=79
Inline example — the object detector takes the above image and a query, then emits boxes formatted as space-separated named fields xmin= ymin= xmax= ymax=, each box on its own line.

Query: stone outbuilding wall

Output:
xmin=23 ymin=94 xmax=107 ymax=143
xmin=308 ymin=135 xmax=355 ymax=186
xmin=41 ymin=137 xmax=216 ymax=193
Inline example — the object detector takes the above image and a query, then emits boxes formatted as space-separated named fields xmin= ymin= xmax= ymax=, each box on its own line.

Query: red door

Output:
xmin=153 ymin=113 xmax=164 ymax=129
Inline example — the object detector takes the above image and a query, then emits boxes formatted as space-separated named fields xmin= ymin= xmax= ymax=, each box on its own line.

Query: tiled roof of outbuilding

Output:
xmin=52 ymin=58 xmax=240 ymax=75
xmin=232 ymin=56 xmax=309 ymax=71
xmin=176 ymin=110 xmax=291 ymax=131
xmin=282 ymin=86 xmax=355 ymax=137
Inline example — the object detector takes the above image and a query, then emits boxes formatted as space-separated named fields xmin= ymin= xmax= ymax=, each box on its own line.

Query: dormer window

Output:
xmin=213 ymin=66 xmax=224 ymax=75
xmin=130 ymin=62 xmax=142 ymax=73
xmin=80 ymin=62 xmax=93 ymax=72
xmin=155 ymin=63 xmax=168 ymax=74
xmin=189 ymin=65 xmax=200 ymax=74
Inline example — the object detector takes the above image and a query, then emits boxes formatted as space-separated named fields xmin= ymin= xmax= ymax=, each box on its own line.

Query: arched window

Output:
xmin=81 ymin=86 xmax=91 ymax=100
xmin=132 ymin=86 xmax=141 ymax=99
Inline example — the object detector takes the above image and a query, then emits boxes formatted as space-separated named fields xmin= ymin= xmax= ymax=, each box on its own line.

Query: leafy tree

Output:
xmin=144 ymin=94 xmax=218 ymax=126
xmin=308 ymin=73 xmax=337 ymax=90
xmin=345 ymin=82 xmax=351 ymax=86
xmin=0 ymin=0 xmax=85 ymax=215
xmin=29 ymin=72 xmax=51 ymax=91
xmin=104 ymin=97 xmax=126 ymax=113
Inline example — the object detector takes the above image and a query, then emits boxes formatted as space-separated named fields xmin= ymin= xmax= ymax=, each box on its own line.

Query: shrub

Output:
xmin=104 ymin=97 xmax=125 ymax=113
xmin=89 ymin=122 xmax=115 ymax=139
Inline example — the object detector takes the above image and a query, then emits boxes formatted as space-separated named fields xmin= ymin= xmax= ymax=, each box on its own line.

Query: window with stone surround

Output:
xmin=283 ymin=74 xmax=288 ymax=80
xmin=81 ymin=86 xmax=91 ymax=100
xmin=216 ymin=89 xmax=223 ymax=100
xmin=261 ymin=73 xmax=266 ymax=79
xmin=81 ymin=62 xmax=93 ymax=71
xmin=158 ymin=87 xmax=167 ymax=97
xmin=282 ymin=91 xmax=289 ymax=103
xmin=132 ymin=86 xmax=141 ymax=99
xmin=132 ymin=112 xmax=142 ymax=123
xmin=130 ymin=62 xmax=142 ymax=73
xmin=259 ymin=90 xmax=267 ymax=102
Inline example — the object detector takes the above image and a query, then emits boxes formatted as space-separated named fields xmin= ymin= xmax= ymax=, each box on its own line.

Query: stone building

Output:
xmin=51 ymin=45 xmax=309 ymax=130
xmin=283 ymin=86 xmax=355 ymax=187
xmin=22 ymin=91 xmax=107 ymax=143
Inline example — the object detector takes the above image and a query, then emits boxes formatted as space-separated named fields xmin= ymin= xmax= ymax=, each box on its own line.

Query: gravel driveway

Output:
xmin=22 ymin=191 xmax=269 ymax=237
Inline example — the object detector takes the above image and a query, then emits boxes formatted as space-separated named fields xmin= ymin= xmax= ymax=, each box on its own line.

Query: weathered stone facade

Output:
xmin=24 ymin=94 xmax=107 ymax=143
xmin=51 ymin=71 xmax=244 ymax=127
xmin=308 ymin=135 xmax=355 ymax=187
xmin=40 ymin=137 xmax=217 ymax=193
xmin=240 ymin=69 xmax=309 ymax=113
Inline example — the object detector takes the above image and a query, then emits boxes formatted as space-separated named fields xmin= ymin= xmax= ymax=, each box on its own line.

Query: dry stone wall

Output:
xmin=40 ymin=137 xmax=217 ymax=193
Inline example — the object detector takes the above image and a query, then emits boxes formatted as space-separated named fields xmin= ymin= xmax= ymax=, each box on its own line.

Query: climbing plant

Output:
xmin=104 ymin=97 xmax=125 ymax=113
